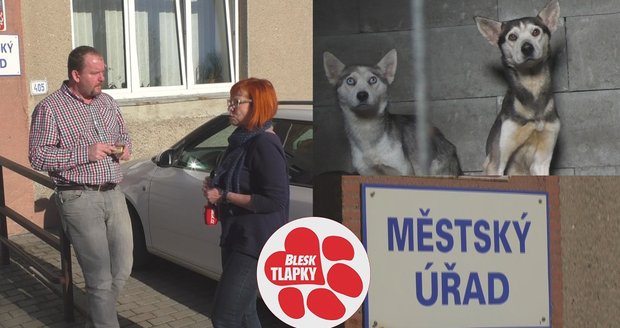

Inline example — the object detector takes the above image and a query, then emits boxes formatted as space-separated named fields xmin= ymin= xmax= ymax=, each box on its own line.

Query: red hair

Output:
xmin=230 ymin=78 xmax=278 ymax=130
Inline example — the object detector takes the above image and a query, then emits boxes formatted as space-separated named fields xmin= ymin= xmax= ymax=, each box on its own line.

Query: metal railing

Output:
xmin=0 ymin=155 xmax=74 ymax=322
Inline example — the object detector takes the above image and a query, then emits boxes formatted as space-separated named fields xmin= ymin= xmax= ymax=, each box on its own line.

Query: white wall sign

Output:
xmin=30 ymin=80 xmax=48 ymax=95
xmin=361 ymin=184 xmax=551 ymax=328
xmin=0 ymin=34 xmax=20 ymax=76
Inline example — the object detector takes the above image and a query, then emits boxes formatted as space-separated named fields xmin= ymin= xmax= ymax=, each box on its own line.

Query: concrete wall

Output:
xmin=560 ymin=177 xmax=620 ymax=327
xmin=0 ymin=1 xmax=32 ymax=235
xmin=248 ymin=1 xmax=312 ymax=101
xmin=314 ymin=0 xmax=620 ymax=176
xmin=18 ymin=1 xmax=73 ymax=231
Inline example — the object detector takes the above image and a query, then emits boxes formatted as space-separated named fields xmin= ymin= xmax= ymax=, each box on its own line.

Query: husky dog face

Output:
xmin=499 ymin=18 xmax=551 ymax=68
xmin=323 ymin=49 xmax=397 ymax=118
xmin=475 ymin=0 xmax=560 ymax=69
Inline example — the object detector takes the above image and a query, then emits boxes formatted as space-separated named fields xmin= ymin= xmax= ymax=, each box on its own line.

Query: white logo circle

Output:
xmin=257 ymin=217 xmax=370 ymax=327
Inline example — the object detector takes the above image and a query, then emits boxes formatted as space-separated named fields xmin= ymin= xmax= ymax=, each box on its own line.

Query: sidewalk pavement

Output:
xmin=0 ymin=231 xmax=287 ymax=328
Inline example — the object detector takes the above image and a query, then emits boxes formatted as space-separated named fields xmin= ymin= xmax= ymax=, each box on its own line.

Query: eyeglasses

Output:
xmin=227 ymin=98 xmax=252 ymax=108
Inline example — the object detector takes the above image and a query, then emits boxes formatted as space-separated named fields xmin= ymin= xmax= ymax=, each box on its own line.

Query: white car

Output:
xmin=120 ymin=103 xmax=313 ymax=280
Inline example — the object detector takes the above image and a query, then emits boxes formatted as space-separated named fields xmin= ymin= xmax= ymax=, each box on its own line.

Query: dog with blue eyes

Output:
xmin=475 ymin=0 xmax=561 ymax=175
xmin=323 ymin=49 xmax=462 ymax=176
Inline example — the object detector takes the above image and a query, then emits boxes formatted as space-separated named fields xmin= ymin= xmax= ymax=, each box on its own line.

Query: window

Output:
xmin=72 ymin=0 xmax=237 ymax=99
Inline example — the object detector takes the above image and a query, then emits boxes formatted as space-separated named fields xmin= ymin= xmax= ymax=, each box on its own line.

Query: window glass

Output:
xmin=135 ymin=0 xmax=182 ymax=87
xmin=72 ymin=0 xmax=236 ymax=97
xmin=192 ymin=0 xmax=232 ymax=84
xmin=283 ymin=122 xmax=313 ymax=186
xmin=177 ymin=124 xmax=236 ymax=172
xmin=73 ymin=0 xmax=127 ymax=89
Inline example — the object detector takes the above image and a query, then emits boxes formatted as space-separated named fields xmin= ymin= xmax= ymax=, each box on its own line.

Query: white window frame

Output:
xmin=70 ymin=0 xmax=239 ymax=100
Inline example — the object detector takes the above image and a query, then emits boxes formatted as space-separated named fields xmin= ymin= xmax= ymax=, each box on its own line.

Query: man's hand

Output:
xmin=116 ymin=144 xmax=131 ymax=161
xmin=88 ymin=143 xmax=114 ymax=162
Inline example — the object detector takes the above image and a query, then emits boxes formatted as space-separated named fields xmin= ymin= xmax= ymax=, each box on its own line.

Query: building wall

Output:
xmin=314 ymin=0 xmax=620 ymax=176
xmin=2 ymin=0 xmax=312 ymax=234
xmin=247 ymin=0 xmax=313 ymax=101
xmin=18 ymin=0 xmax=72 ymax=232
xmin=559 ymin=176 xmax=620 ymax=327
xmin=0 ymin=1 xmax=31 ymax=235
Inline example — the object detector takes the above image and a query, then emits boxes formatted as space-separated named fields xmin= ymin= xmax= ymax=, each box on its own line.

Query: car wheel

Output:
xmin=127 ymin=203 xmax=152 ymax=268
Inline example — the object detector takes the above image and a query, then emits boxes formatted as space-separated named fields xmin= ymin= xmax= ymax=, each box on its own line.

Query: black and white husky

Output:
xmin=475 ymin=0 xmax=561 ymax=175
xmin=323 ymin=49 xmax=462 ymax=176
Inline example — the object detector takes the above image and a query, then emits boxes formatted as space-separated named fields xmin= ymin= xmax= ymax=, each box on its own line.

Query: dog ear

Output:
xmin=323 ymin=52 xmax=346 ymax=86
xmin=538 ymin=0 xmax=560 ymax=33
xmin=474 ymin=16 xmax=502 ymax=46
xmin=377 ymin=49 xmax=397 ymax=85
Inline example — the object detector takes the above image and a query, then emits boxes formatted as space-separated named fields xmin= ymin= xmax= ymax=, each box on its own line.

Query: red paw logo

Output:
xmin=258 ymin=217 xmax=370 ymax=327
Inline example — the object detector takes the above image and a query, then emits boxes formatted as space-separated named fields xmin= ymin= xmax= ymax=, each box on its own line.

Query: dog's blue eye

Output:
xmin=346 ymin=77 xmax=355 ymax=85
xmin=369 ymin=76 xmax=377 ymax=84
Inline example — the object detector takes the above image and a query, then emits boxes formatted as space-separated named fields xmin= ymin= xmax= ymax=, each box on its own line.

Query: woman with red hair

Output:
xmin=203 ymin=78 xmax=289 ymax=327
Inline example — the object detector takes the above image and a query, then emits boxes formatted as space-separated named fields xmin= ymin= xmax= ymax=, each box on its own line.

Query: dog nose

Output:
xmin=357 ymin=91 xmax=369 ymax=102
xmin=521 ymin=42 xmax=534 ymax=57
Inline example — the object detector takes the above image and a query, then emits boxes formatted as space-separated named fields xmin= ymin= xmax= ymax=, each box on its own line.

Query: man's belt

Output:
xmin=56 ymin=183 xmax=117 ymax=192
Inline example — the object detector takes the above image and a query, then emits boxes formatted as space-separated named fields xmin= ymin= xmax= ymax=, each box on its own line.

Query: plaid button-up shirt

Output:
xmin=29 ymin=81 xmax=132 ymax=186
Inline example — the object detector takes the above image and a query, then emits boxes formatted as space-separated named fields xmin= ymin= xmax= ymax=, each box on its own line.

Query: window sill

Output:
xmin=115 ymin=92 xmax=229 ymax=107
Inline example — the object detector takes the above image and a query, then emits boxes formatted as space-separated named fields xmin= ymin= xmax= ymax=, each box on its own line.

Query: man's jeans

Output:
xmin=56 ymin=188 xmax=133 ymax=328
xmin=211 ymin=248 xmax=261 ymax=328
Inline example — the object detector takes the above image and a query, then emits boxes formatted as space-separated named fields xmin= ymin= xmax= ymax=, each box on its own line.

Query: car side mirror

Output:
xmin=153 ymin=149 xmax=175 ymax=167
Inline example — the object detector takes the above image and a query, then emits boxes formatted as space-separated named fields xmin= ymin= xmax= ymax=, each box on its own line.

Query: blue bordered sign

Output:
xmin=0 ymin=34 xmax=20 ymax=76
xmin=361 ymin=184 xmax=551 ymax=328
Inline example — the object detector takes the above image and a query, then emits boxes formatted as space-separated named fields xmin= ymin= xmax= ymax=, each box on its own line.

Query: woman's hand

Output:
xmin=206 ymin=188 xmax=224 ymax=205
xmin=202 ymin=177 xmax=223 ymax=205
xmin=203 ymin=176 xmax=212 ymax=191
xmin=202 ymin=177 xmax=218 ymax=203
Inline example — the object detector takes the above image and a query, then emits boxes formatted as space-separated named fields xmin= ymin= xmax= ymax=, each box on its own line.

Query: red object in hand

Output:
xmin=204 ymin=205 xmax=218 ymax=225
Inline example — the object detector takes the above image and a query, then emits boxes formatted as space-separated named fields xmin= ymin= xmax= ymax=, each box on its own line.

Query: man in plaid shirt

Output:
xmin=29 ymin=46 xmax=133 ymax=328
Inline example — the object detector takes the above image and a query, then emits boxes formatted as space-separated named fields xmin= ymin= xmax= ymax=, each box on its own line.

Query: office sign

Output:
xmin=0 ymin=35 xmax=20 ymax=76
xmin=362 ymin=184 xmax=551 ymax=328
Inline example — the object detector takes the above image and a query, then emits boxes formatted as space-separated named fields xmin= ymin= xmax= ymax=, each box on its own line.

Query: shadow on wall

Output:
xmin=34 ymin=196 xmax=60 ymax=229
